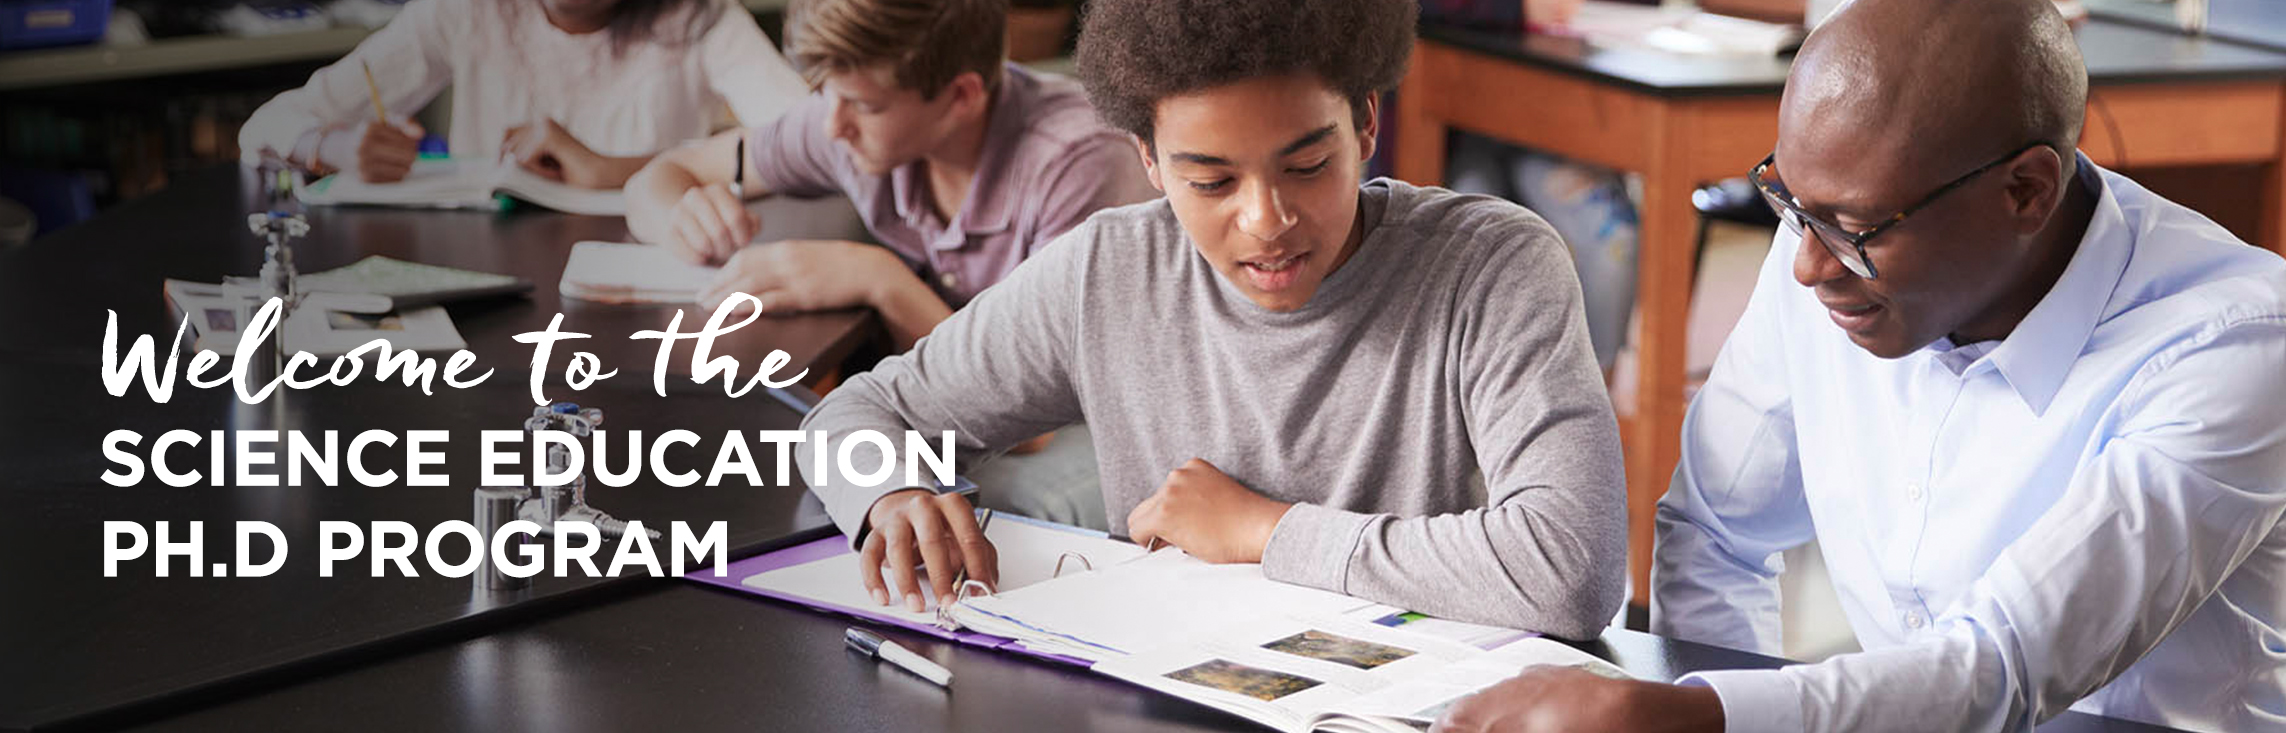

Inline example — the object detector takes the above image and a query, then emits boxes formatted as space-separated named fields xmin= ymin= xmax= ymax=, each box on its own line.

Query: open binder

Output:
xmin=689 ymin=515 xmax=1625 ymax=732
xmin=688 ymin=513 xmax=1171 ymax=666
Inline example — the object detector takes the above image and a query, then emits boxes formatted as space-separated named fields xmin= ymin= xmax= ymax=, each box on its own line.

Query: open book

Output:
xmin=297 ymin=158 xmax=627 ymax=216
xmin=718 ymin=515 xmax=1617 ymax=732
xmin=1094 ymin=615 xmax=1626 ymax=733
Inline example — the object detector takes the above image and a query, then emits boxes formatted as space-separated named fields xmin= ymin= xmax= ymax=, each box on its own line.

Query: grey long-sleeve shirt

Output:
xmin=796 ymin=179 xmax=1626 ymax=638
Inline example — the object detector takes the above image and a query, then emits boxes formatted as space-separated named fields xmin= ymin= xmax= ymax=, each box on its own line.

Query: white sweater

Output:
xmin=238 ymin=0 xmax=805 ymax=166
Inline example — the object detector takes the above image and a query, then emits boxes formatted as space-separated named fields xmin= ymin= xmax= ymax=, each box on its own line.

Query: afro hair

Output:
xmin=1074 ymin=0 xmax=1417 ymax=142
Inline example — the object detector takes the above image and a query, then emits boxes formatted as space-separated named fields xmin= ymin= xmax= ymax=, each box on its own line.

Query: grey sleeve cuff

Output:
xmin=794 ymin=429 xmax=931 ymax=548
xmin=822 ymin=481 xmax=924 ymax=550
xmin=1259 ymin=502 xmax=1376 ymax=593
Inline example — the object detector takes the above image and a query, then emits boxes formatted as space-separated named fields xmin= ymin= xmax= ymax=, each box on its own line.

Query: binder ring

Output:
xmin=934 ymin=579 xmax=997 ymax=630
xmin=1052 ymin=552 xmax=1094 ymax=578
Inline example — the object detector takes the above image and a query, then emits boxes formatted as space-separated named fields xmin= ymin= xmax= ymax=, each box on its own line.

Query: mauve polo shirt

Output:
xmin=746 ymin=64 xmax=1155 ymax=307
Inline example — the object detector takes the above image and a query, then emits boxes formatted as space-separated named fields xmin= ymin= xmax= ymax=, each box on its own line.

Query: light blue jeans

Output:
xmin=968 ymin=423 xmax=1108 ymax=531
xmin=1445 ymin=133 xmax=1640 ymax=370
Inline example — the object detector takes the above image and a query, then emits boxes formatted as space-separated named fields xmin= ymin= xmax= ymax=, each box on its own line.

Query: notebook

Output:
xmin=162 ymin=279 xmax=467 ymax=356
xmin=298 ymin=158 xmax=628 ymax=216
xmin=558 ymin=241 xmax=719 ymax=304
xmin=298 ymin=256 xmax=533 ymax=309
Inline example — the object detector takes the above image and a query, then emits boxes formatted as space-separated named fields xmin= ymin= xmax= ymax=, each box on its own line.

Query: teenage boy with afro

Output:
xmin=794 ymin=0 xmax=1628 ymax=637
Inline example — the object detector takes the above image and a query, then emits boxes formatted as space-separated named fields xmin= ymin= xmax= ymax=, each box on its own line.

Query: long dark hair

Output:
xmin=525 ymin=0 xmax=724 ymax=56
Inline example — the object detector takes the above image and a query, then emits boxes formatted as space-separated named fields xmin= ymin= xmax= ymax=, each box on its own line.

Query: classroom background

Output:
xmin=1 ymin=0 xmax=2282 ymax=730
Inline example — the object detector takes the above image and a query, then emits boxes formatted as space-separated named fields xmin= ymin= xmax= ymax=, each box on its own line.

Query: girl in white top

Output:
xmin=238 ymin=0 xmax=806 ymax=188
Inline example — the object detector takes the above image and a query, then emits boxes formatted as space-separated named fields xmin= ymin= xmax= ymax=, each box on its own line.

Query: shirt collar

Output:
xmin=1968 ymin=153 xmax=2133 ymax=415
xmin=889 ymin=63 xmax=1032 ymax=247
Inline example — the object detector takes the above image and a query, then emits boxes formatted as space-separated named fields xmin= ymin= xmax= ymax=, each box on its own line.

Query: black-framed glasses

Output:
xmin=1748 ymin=141 xmax=2049 ymax=279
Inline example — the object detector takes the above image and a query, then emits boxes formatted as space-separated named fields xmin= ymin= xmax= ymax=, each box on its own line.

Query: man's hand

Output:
xmin=503 ymin=118 xmax=619 ymax=189
xmin=860 ymin=489 xmax=999 ymax=613
xmin=698 ymin=239 xmax=906 ymax=314
xmin=1435 ymin=666 xmax=1725 ymax=733
xmin=1126 ymin=458 xmax=1292 ymax=563
xmin=352 ymin=118 xmax=424 ymax=183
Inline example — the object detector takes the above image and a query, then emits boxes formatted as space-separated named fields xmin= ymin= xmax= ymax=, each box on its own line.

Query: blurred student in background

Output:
xmin=239 ymin=0 xmax=807 ymax=188
xmin=1416 ymin=0 xmax=1641 ymax=373
xmin=626 ymin=0 xmax=1153 ymax=527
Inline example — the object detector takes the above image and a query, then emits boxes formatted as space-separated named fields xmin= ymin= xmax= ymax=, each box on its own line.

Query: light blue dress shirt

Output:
xmin=1651 ymin=158 xmax=2286 ymax=733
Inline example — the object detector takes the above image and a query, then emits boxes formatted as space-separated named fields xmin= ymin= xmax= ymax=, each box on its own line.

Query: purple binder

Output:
xmin=685 ymin=534 xmax=1098 ymax=667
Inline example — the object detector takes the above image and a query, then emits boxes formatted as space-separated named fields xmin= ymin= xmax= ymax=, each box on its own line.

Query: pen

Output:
xmin=845 ymin=627 xmax=952 ymax=687
xmin=731 ymin=134 xmax=746 ymax=200
xmin=361 ymin=61 xmax=387 ymax=123
xmin=1109 ymin=531 xmax=1167 ymax=552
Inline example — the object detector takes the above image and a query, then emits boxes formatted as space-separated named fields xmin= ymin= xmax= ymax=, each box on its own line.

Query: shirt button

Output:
xmin=1905 ymin=483 xmax=1925 ymax=502
xmin=938 ymin=272 xmax=961 ymax=292
xmin=1904 ymin=610 xmax=1927 ymax=629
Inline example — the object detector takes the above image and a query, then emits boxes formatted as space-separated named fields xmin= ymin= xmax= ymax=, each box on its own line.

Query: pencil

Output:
xmin=361 ymin=61 xmax=387 ymax=122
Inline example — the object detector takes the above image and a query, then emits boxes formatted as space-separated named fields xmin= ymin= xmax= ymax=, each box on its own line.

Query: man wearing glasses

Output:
xmin=1433 ymin=0 xmax=2286 ymax=731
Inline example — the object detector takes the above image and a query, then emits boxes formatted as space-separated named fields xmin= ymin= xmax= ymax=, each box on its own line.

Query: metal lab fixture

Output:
xmin=242 ymin=206 xmax=307 ymax=384
xmin=475 ymin=403 xmax=662 ymax=591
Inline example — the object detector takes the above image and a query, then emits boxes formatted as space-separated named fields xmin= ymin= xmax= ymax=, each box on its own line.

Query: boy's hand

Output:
xmin=1126 ymin=459 xmax=1292 ymax=563
xmin=662 ymin=182 xmax=758 ymax=265
xmin=698 ymin=239 xmax=905 ymax=314
xmin=859 ymin=489 xmax=999 ymax=612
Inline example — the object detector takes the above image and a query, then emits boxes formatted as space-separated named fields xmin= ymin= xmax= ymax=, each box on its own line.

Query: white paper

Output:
xmin=1316 ymin=638 xmax=1632 ymax=726
xmin=165 ymin=279 xmax=467 ymax=356
xmin=490 ymin=166 xmax=628 ymax=216
xmin=1092 ymin=614 xmax=1496 ymax=732
xmin=954 ymin=549 xmax=1381 ymax=660
xmin=742 ymin=547 xmax=943 ymax=626
xmin=740 ymin=515 xmax=1144 ymax=622
xmin=1567 ymin=0 xmax=1803 ymax=56
xmin=299 ymin=159 xmax=627 ymax=216
xmin=299 ymin=160 xmax=498 ymax=210
xmin=558 ymin=241 xmax=719 ymax=303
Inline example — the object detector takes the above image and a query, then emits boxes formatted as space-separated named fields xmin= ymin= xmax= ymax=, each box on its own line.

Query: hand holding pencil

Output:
xmin=345 ymin=61 xmax=423 ymax=183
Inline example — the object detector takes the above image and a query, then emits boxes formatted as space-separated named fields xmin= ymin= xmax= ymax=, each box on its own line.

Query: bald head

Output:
xmin=1785 ymin=0 xmax=2087 ymax=184
xmin=1773 ymin=0 xmax=2105 ymax=361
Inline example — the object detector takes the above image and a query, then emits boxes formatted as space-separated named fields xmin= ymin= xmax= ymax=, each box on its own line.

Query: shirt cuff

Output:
xmin=293 ymin=129 xmax=328 ymax=170
xmin=832 ymin=484 xmax=934 ymax=550
xmin=809 ymin=457 xmax=930 ymax=549
xmin=1258 ymin=502 xmax=1374 ymax=592
xmin=1680 ymin=669 xmax=1804 ymax=733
